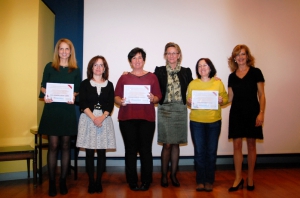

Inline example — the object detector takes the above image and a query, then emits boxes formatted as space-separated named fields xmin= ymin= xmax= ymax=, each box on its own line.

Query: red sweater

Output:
xmin=115 ymin=72 xmax=162 ymax=122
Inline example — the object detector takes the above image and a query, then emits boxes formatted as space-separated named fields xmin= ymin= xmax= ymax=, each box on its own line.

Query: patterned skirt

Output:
xmin=157 ymin=102 xmax=188 ymax=144
xmin=76 ymin=110 xmax=116 ymax=149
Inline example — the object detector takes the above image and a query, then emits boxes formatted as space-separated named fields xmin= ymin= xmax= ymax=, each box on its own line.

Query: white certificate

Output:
xmin=124 ymin=85 xmax=150 ymax=104
xmin=191 ymin=90 xmax=219 ymax=109
xmin=46 ymin=83 xmax=74 ymax=102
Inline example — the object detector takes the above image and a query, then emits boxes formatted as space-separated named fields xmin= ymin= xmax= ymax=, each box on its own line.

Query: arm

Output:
xmin=228 ymin=87 xmax=234 ymax=103
xmin=218 ymin=82 xmax=229 ymax=106
xmin=255 ymin=82 xmax=266 ymax=126
xmin=114 ymin=96 xmax=127 ymax=106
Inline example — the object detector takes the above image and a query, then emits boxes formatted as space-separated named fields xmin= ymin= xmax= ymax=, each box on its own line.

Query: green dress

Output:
xmin=38 ymin=62 xmax=81 ymax=136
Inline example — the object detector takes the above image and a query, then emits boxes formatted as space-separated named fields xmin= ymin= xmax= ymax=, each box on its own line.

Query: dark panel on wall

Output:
xmin=42 ymin=0 xmax=84 ymax=71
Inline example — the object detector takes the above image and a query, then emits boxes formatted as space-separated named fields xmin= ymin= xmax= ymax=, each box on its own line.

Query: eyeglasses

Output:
xmin=166 ymin=52 xmax=179 ymax=56
xmin=93 ymin=64 xmax=104 ymax=68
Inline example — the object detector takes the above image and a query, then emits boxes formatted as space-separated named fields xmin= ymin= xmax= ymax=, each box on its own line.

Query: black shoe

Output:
xmin=228 ymin=179 xmax=244 ymax=192
xmin=140 ymin=182 xmax=150 ymax=191
xmin=170 ymin=175 xmax=180 ymax=187
xmin=88 ymin=183 xmax=95 ymax=194
xmin=161 ymin=177 xmax=168 ymax=188
xmin=59 ymin=178 xmax=68 ymax=195
xmin=247 ymin=179 xmax=255 ymax=191
xmin=95 ymin=182 xmax=103 ymax=193
xmin=129 ymin=183 xmax=140 ymax=191
xmin=48 ymin=180 xmax=57 ymax=197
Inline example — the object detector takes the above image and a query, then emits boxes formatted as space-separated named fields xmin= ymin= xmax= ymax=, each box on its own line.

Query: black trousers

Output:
xmin=119 ymin=119 xmax=155 ymax=184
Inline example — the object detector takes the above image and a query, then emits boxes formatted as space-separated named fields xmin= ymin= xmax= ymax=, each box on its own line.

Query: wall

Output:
xmin=0 ymin=0 xmax=54 ymax=179
xmin=83 ymin=0 xmax=300 ymax=156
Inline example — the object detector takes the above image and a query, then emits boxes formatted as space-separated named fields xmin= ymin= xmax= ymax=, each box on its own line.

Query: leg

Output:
xmin=161 ymin=143 xmax=171 ymax=185
xmin=86 ymin=149 xmax=95 ymax=194
xmin=119 ymin=120 xmax=139 ymax=185
xmin=47 ymin=136 xmax=59 ymax=196
xmin=247 ymin=138 xmax=256 ymax=186
xmin=170 ymin=144 xmax=180 ymax=186
xmin=205 ymin=120 xmax=221 ymax=184
xmin=232 ymin=138 xmax=243 ymax=187
xmin=190 ymin=121 xmax=206 ymax=185
xmin=59 ymin=136 xmax=70 ymax=195
xmin=138 ymin=120 xmax=155 ymax=184
xmin=95 ymin=149 xmax=106 ymax=192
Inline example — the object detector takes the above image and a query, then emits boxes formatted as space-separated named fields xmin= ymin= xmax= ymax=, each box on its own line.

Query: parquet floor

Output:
xmin=1 ymin=168 xmax=300 ymax=198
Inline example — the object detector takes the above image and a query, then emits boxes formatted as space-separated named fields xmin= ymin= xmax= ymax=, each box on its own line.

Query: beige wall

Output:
xmin=0 ymin=0 xmax=54 ymax=173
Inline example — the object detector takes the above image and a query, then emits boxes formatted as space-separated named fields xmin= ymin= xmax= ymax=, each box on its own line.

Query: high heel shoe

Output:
xmin=247 ymin=179 xmax=255 ymax=191
xmin=228 ymin=178 xmax=244 ymax=192
xmin=170 ymin=175 xmax=180 ymax=187
xmin=161 ymin=177 xmax=168 ymax=188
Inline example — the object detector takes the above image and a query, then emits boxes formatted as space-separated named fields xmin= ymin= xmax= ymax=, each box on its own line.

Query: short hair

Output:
xmin=86 ymin=55 xmax=109 ymax=80
xmin=228 ymin=44 xmax=255 ymax=72
xmin=128 ymin=47 xmax=146 ymax=62
xmin=164 ymin=42 xmax=182 ymax=65
xmin=195 ymin=58 xmax=217 ymax=79
xmin=52 ymin=38 xmax=78 ymax=72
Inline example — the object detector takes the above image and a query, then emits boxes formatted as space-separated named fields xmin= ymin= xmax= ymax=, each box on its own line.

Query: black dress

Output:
xmin=228 ymin=66 xmax=265 ymax=139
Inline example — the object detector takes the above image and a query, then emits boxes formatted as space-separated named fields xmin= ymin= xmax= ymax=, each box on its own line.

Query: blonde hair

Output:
xmin=164 ymin=42 xmax=182 ymax=65
xmin=52 ymin=38 xmax=78 ymax=72
xmin=228 ymin=44 xmax=255 ymax=72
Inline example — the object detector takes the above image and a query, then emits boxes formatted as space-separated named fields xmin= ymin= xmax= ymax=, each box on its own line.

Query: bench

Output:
xmin=0 ymin=145 xmax=37 ymax=187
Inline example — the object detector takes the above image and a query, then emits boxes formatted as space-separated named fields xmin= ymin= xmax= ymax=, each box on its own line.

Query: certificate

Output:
xmin=46 ymin=83 xmax=74 ymax=102
xmin=124 ymin=85 xmax=150 ymax=104
xmin=191 ymin=90 xmax=218 ymax=109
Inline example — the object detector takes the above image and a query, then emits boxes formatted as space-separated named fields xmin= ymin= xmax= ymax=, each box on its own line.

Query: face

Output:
xmin=165 ymin=47 xmax=180 ymax=65
xmin=198 ymin=60 xmax=211 ymax=78
xmin=58 ymin=42 xmax=71 ymax=60
xmin=130 ymin=53 xmax=145 ymax=69
xmin=234 ymin=48 xmax=248 ymax=66
xmin=92 ymin=59 xmax=105 ymax=76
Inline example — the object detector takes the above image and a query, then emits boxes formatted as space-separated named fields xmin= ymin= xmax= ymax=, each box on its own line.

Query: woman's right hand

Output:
xmin=120 ymin=98 xmax=127 ymax=106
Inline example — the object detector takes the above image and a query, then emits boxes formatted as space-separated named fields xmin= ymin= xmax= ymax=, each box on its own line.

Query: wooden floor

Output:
xmin=1 ymin=168 xmax=300 ymax=198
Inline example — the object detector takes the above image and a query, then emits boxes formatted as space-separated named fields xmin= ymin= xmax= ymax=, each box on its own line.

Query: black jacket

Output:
xmin=154 ymin=66 xmax=193 ymax=105
xmin=79 ymin=79 xmax=114 ymax=115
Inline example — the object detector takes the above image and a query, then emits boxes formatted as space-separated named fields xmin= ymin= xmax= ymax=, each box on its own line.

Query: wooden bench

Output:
xmin=0 ymin=145 xmax=37 ymax=187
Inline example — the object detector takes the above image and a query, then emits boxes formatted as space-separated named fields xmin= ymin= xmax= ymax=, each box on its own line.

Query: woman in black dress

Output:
xmin=227 ymin=45 xmax=266 ymax=192
xmin=39 ymin=38 xmax=81 ymax=197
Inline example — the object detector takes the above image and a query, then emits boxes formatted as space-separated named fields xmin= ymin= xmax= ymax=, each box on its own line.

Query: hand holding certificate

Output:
xmin=46 ymin=83 xmax=74 ymax=103
xmin=124 ymin=85 xmax=151 ymax=104
xmin=191 ymin=90 xmax=219 ymax=109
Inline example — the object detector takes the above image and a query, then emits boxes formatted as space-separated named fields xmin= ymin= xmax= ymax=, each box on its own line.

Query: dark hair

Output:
xmin=195 ymin=58 xmax=217 ymax=79
xmin=86 ymin=55 xmax=109 ymax=80
xmin=128 ymin=47 xmax=146 ymax=62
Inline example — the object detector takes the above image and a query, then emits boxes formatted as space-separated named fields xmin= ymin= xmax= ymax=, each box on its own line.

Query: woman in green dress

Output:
xmin=38 ymin=38 xmax=81 ymax=197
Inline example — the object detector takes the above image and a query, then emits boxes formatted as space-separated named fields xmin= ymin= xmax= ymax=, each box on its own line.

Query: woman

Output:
xmin=187 ymin=58 xmax=228 ymax=192
xmin=154 ymin=42 xmax=193 ymax=187
xmin=38 ymin=38 xmax=81 ymax=197
xmin=76 ymin=56 xmax=116 ymax=194
xmin=114 ymin=47 xmax=161 ymax=191
xmin=227 ymin=45 xmax=266 ymax=191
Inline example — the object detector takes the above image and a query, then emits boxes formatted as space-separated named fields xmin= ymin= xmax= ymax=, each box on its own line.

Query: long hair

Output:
xmin=164 ymin=42 xmax=182 ymax=65
xmin=52 ymin=38 xmax=78 ymax=72
xmin=86 ymin=56 xmax=109 ymax=80
xmin=228 ymin=44 xmax=255 ymax=72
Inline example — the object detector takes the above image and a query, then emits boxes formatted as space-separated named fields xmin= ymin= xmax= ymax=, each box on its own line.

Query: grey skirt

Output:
xmin=157 ymin=102 xmax=188 ymax=144
xmin=76 ymin=110 xmax=116 ymax=149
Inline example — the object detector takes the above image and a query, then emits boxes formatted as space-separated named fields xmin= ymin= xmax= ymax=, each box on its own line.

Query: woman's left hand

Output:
xmin=255 ymin=113 xmax=264 ymax=126
xmin=218 ymin=96 xmax=223 ymax=104
xmin=148 ymin=93 xmax=155 ymax=103
xmin=67 ymin=95 xmax=75 ymax=104
xmin=93 ymin=116 xmax=105 ymax=127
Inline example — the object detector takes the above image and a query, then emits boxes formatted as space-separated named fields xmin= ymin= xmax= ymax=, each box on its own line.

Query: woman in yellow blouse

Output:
xmin=187 ymin=58 xmax=228 ymax=192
